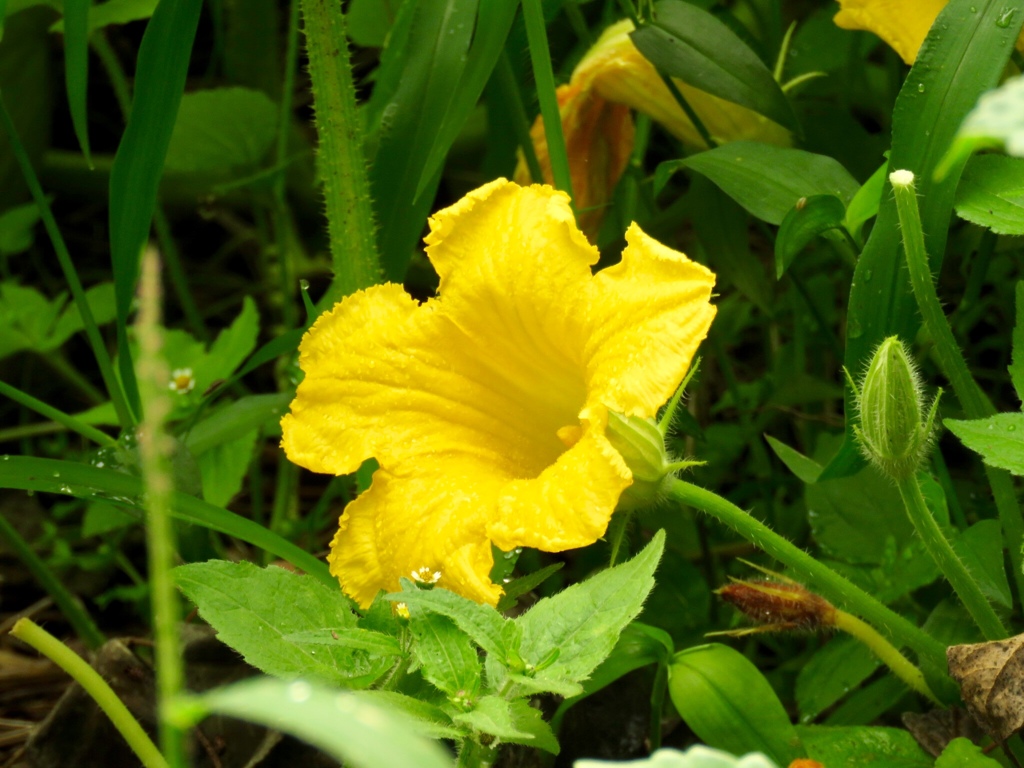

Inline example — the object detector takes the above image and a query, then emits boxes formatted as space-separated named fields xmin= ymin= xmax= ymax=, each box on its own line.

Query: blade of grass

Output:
xmin=0 ymin=457 xmax=334 ymax=587
xmin=0 ymin=379 xmax=115 ymax=448
xmin=0 ymin=93 xmax=134 ymax=432
xmin=521 ymin=0 xmax=573 ymax=200
xmin=108 ymin=0 xmax=203 ymax=418
xmin=63 ymin=0 xmax=92 ymax=166
xmin=0 ymin=514 xmax=106 ymax=649
xmin=300 ymin=0 xmax=382 ymax=304
xmin=135 ymin=247 xmax=185 ymax=766
xmin=493 ymin=51 xmax=544 ymax=184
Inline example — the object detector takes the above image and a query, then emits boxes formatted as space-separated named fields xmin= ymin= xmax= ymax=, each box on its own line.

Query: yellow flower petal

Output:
xmin=329 ymin=466 xmax=505 ymax=608
xmin=833 ymin=0 xmax=1024 ymax=64
xmin=282 ymin=179 xmax=717 ymax=607
xmin=585 ymin=223 xmax=717 ymax=419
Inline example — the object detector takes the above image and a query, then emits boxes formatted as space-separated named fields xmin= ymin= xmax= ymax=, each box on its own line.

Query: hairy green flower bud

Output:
xmin=850 ymin=336 xmax=940 ymax=481
xmin=605 ymin=412 xmax=674 ymax=509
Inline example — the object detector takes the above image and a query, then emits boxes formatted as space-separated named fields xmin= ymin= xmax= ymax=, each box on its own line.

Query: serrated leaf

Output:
xmin=775 ymin=195 xmax=847 ymax=278
xmin=630 ymin=0 xmax=797 ymax=132
xmin=169 ymin=678 xmax=455 ymax=768
xmin=452 ymin=696 xmax=533 ymax=742
xmin=282 ymin=628 xmax=403 ymax=656
xmin=669 ymin=143 xmax=859 ymax=225
xmin=669 ymin=643 xmax=802 ymax=765
xmin=389 ymin=584 xmax=513 ymax=661
xmin=356 ymin=690 xmax=464 ymax=740
xmin=955 ymin=155 xmax=1024 ymax=234
xmin=0 ymin=201 xmax=42 ymax=256
xmin=195 ymin=428 xmax=256 ymax=507
xmin=188 ymin=296 xmax=260 ymax=393
xmin=407 ymin=610 xmax=482 ymax=698
xmin=165 ymin=88 xmax=278 ymax=173
xmin=936 ymin=737 xmax=1003 ymax=766
xmin=515 ymin=530 xmax=664 ymax=690
xmin=175 ymin=561 xmax=391 ymax=688
xmin=946 ymin=413 xmax=1024 ymax=475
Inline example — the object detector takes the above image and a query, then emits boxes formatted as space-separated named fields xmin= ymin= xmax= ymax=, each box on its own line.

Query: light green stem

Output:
xmin=665 ymin=478 xmax=952 ymax=690
xmin=521 ymin=0 xmax=574 ymax=199
xmin=0 ymin=379 xmax=115 ymax=448
xmin=890 ymin=169 xmax=1024 ymax=606
xmin=300 ymin=0 xmax=382 ymax=304
xmin=896 ymin=474 xmax=1006 ymax=639
xmin=136 ymin=250 xmax=186 ymax=766
xmin=833 ymin=610 xmax=938 ymax=703
xmin=0 ymin=93 xmax=135 ymax=432
xmin=10 ymin=619 xmax=167 ymax=768
xmin=0 ymin=513 xmax=105 ymax=649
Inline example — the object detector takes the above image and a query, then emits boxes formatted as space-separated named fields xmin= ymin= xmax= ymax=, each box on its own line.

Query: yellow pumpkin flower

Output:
xmin=516 ymin=19 xmax=790 ymax=238
xmin=833 ymin=0 xmax=1024 ymax=64
xmin=281 ymin=179 xmax=716 ymax=608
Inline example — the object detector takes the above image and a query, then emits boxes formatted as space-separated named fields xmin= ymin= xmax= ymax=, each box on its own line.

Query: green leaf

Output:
xmin=805 ymin=465 xmax=914 ymax=564
xmin=0 ymin=201 xmax=42 ymax=256
xmin=169 ymin=677 xmax=455 ymax=768
xmin=0 ymin=281 xmax=116 ymax=360
xmin=954 ymin=154 xmax=1024 ymax=235
xmin=175 ymin=560 xmax=391 ymax=688
xmin=406 ymin=610 xmax=482 ymax=699
xmin=796 ymin=637 xmax=881 ymax=722
xmin=281 ymin=628 xmax=403 ymax=656
xmin=49 ymin=282 xmax=117 ymax=350
xmin=515 ymin=530 xmax=664 ymax=690
xmin=165 ymin=88 xmax=278 ymax=173
xmin=946 ymin=413 xmax=1024 ymax=475
xmin=0 ymin=455 xmax=333 ymax=582
xmin=943 ymin=72 xmax=1024 ymax=169
xmin=452 ymin=696 xmax=558 ymax=753
xmin=195 ymin=428 xmax=257 ymax=507
xmin=81 ymin=500 xmax=137 ymax=537
xmin=797 ymin=725 xmax=931 ymax=767
xmin=184 ymin=393 xmax=290 ymax=455
xmin=826 ymin=0 xmax=1022 ymax=479
xmin=764 ymin=434 xmax=823 ymax=484
xmin=108 ymin=0 xmax=203 ymax=412
xmin=50 ymin=0 xmax=157 ymax=33
xmin=346 ymin=0 xmax=393 ymax=46
xmin=951 ymin=519 xmax=1011 ymax=609
xmin=1013 ymin=281 xmax=1024 ymax=403
xmin=935 ymin=737 xmax=1003 ymax=767
xmin=388 ymin=584 xmax=513 ymax=661
xmin=670 ymin=143 xmax=859 ymax=225
xmin=668 ymin=643 xmax=802 ymax=765
xmin=775 ymin=195 xmax=847 ymax=278
xmin=366 ymin=0 xmax=479 ymax=281
xmin=630 ymin=0 xmax=798 ymax=133
xmin=192 ymin=295 xmax=261 ymax=390
xmin=844 ymin=160 xmax=886 ymax=243
xmin=355 ymin=690 xmax=463 ymax=740
xmin=62 ymin=0 xmax=90 ymax=163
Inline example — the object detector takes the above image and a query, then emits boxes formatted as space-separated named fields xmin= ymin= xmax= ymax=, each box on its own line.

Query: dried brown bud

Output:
xmin=717 ymin=578 xmax=836 ymax=633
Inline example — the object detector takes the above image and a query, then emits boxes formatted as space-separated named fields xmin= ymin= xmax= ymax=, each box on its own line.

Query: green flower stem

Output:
xmin=0 ymin=93 xmax=135 ymax=433
xmin=300 ymin=0 xmax=382 ymax=305
xmin=665 ymin=478 xmax=950 ymax=683
xmin=493 ymin=51 xmax=544 ymax=185
xmin=521 ymin=0 xmax=574 ymax=200
xmin=136 ymin=250 xmax=186 ymax=766
xmin=0 ymin=379 xmax=115 ymax=448
xmin=9 ymin=618 xmax=167 ymax=768
xmin=896 ymin=473 xmax=1006 ymax=640
xmin=0 ymin=512 xmax=105 ymax=649
xmin=456 ymin=739 xmax=496 ymax=768
xmin=832 ymin=609 xmax=938 ymax=704
xmin=657 ymin=72 xmax=716 ymax=150
xmin=890 ymin=169 xmax=1024 ymax=605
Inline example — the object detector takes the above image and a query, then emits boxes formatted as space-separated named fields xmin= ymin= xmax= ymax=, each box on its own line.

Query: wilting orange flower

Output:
xmin=516 ymin=19 xmax=791 ymax=237
xmin=281 ymin=180 xmax=715 ymax=608
xmin=834 ymin=0 xmax=1024 ymax=64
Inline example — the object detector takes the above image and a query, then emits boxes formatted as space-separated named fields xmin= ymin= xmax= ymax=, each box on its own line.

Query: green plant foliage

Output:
xmin=945 ymin=413 xmax=1024 ymax=475
xmin=0 ymin=281 xmax=116 ymax=360
xmin=775 ymin=194 xmax=847 ymax=278
xmin=630 ymin=0 xmax=798 ymax=132
xmin=795 ymin=637 xmax=882 ymax=723
xmin=668 ymin=643 xmax=803 ymax=765
xmin=955 ymin=155 xmax=1024 ymax=235
xmin=797 ymin=725 xmax=931 ymax=766
xmin=169 ymin=677 xmax=456 ymax=768
xmin=934 ymin=737 xmax=1003 ymax=767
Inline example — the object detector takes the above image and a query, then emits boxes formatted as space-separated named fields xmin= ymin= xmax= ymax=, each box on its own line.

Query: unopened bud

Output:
xmin=605 ymin=412 xmax=674 ymax=509
xmin=718 ymin=579 xmax=836 ymax=633
xmin=850 ymin=336 xmax=939 ymax=481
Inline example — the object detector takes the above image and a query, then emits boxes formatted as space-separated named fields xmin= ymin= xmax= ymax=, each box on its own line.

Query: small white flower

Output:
xmin=168 ymin=368 xmax=196 ymax=395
